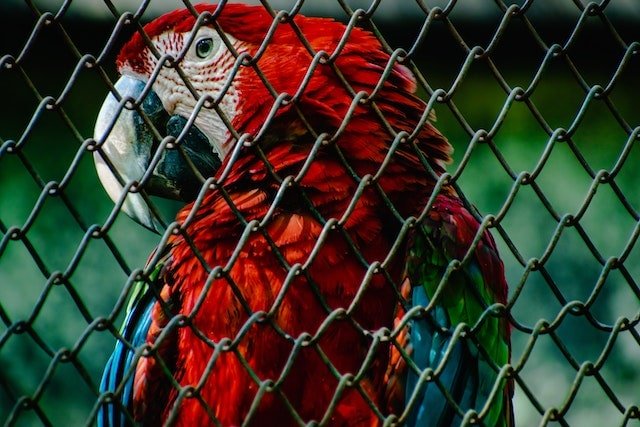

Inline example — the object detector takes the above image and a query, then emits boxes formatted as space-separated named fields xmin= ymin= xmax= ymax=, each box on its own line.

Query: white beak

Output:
xmin=93 ymin=76 xmax=162 ymax=232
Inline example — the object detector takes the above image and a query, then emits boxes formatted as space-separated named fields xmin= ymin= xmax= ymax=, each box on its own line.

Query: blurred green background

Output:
xmin=1 ymin=1 xmax=639 ymax=426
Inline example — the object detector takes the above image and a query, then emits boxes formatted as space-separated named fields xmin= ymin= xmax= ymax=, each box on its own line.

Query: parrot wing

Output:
xmin=403 ymin=195 xmax=512 ymax=427
xmin=98 ymin=258 xmax=166 ymax=427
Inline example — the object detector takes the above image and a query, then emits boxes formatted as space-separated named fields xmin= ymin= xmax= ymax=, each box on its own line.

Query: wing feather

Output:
xmin=404 ymin=195 xmax=512 ymax=427
xmin=98 ymin=261 xmax=165 ymax=427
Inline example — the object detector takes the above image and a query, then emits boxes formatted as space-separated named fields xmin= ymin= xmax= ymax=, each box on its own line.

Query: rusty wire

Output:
xmin=1 ymin=0 xmax=639 ymax=426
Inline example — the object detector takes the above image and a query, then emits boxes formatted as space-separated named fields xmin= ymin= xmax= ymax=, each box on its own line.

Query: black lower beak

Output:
xmin=154 ymin=115 xmax=221 ymax=201
xmin=133 ymin=84 xmax=221 ymax=201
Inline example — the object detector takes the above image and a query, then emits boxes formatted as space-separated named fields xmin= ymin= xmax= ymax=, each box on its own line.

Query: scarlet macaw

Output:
xmin=94 ymin=4 xmax=512 ymax=426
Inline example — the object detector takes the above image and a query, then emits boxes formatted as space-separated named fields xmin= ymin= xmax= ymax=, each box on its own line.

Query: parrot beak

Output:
xmin=94 ymin=75 xmax=221 ymax=232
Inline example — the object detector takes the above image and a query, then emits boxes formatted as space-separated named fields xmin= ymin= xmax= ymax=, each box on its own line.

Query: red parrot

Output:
xmin=94 ymin=3 xmax=512 ymax=426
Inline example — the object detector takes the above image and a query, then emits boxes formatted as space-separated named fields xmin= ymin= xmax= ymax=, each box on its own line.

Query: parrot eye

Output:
xmin=195 ymin=37 xmax=215 ymax=59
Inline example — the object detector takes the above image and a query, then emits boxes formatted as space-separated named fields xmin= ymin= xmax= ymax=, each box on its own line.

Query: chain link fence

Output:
xmin=1 ymin=0 xmax=639 ymax=426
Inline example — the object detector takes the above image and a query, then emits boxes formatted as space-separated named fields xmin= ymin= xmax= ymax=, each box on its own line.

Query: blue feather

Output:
xmin=406 ymin=286 xmax=483 ymax=427
xmin=98 ymin=291 xmax=154 ymax=427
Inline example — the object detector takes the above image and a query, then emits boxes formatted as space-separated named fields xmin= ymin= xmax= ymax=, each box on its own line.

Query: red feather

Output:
xmin=121 ymin=3 xmax=458 ymax=425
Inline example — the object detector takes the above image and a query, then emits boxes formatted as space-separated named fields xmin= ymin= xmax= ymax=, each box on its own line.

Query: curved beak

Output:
xmin=94 ymin=75 xmax=221 ymax=232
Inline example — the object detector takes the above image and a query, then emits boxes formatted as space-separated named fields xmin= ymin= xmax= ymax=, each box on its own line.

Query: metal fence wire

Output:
xmin=1 ymin=0 xmax=639 ymax=426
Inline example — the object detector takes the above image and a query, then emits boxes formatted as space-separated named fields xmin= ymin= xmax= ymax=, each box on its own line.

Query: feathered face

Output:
xmin=124 ymin=26 xmax=243 ymax=157
xmin=94 ymin=5 xmax=252 ymax=231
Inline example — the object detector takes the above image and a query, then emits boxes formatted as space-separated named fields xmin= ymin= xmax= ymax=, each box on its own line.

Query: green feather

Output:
xmin=405 ymin=203 xmax=511 ymax=427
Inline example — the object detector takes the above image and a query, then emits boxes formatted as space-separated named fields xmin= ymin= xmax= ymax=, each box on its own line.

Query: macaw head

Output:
xmin=94 ymin=4 xmax=247 ymax=231
xmin=94 ymin=3 xmax=451 ymax=231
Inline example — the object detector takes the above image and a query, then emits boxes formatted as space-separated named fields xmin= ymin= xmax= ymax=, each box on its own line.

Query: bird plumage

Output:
xmin=96 ymin=3 xmax=512 ymax=426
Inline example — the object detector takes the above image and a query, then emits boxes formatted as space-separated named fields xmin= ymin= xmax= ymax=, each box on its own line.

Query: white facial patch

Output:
xmin=147 ymin=28 xmax=244 ymax=163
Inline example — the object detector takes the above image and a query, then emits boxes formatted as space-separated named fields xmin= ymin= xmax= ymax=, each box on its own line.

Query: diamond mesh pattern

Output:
xmin=0 ymin=1 xmax=639 ymax=426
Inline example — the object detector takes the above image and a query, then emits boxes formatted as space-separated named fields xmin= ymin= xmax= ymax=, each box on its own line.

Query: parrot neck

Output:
xmin=170 ymin=130 xmax=451 ymax=255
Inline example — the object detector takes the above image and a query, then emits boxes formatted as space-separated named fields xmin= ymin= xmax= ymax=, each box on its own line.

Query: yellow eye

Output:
xmin=195 ymin=37 xmax=214 ymax=59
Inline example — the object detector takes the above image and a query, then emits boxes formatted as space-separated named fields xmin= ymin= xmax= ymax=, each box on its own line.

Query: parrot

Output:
xmin=93 ymin=3 xmax=513 ymax=426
